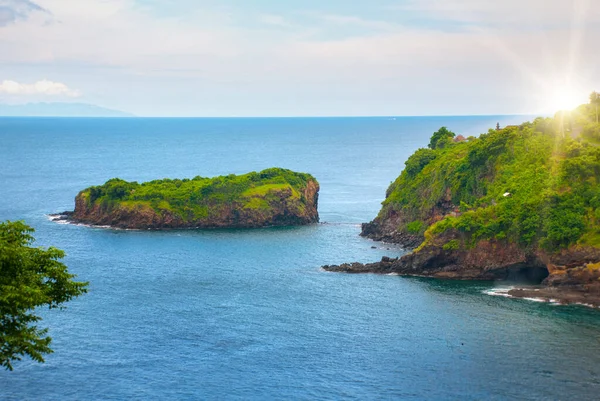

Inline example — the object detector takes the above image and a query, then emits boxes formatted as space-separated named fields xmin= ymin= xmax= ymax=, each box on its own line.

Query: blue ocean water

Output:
xmin=1 ymin=116 xmax=600 ymax=400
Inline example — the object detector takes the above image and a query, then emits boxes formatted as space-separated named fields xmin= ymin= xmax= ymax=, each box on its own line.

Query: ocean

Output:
xmin=1 ymin=116 xmax=599 ymax=400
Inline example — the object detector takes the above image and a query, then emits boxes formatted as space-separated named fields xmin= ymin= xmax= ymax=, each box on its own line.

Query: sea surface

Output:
xmin=1 ymin=116 xmax=600 ymax=400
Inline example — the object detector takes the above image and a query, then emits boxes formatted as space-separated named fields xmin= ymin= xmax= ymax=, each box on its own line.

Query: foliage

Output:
xmin=540 ymin=195 xmax=586 ymax=249
xmin=403 ymin=148 xmax=437 ymax=177
xmin=378 ymin=97 xmax=600 ymax=253
xmin=442 ymin=239 xmax=460 ymax=251
xmin=428 ymin=126 xmax=456 ymax=149
xmin=0 ymin=221 xmax=88 ymax=370
xmin=406 ymin=220 xmax=424 ymax=234
xmin=81 ymin=168 xmax=316 ymax=222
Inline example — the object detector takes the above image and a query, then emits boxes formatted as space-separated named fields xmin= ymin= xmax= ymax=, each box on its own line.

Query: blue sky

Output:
xmin=0 ymin=0 xmax=599 ymax=116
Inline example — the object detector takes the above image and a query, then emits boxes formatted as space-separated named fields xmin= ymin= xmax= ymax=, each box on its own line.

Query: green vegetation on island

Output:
xmin=372 ymin=94 xmax=600 ymax=254
xmin=67 ymin=168 xmax=320 ymax=229
xmin=0 ymin=221 xmax=88 ymax=370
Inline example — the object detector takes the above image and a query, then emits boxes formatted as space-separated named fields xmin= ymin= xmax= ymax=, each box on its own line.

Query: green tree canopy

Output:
xmin=0 ymin=221 xmax=88 ymax=370
xmin=428 ymin=126 xmax=456 ymax=149
xmin=404 ymin=148 xmax=437 ymax=177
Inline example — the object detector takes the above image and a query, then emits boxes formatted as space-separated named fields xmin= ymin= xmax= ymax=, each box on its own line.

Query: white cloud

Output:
xmin=0 ymin=0 xmax=242 ymax=67
xmin=0 ymin=79 xmax=81 ymax=97
xmin=0 ymin=0 xmax=598 ymax=115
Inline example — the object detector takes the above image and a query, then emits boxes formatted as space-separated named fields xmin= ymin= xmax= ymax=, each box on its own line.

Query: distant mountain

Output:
xmin=0 ymin=102 xmax=133 ymax=117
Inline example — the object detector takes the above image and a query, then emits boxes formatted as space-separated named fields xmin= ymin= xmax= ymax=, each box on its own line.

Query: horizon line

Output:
xmin=0 ymin=113 xmax=545 ymax=119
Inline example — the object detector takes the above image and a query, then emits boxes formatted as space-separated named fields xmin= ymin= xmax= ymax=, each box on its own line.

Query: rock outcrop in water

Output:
xmin=324 ymin=237 xmax=600 ymax=306
xmin=324 ymin=102 xmax=600 ymax=307
xmin=57 ymin=168 xmax=319 ymax=229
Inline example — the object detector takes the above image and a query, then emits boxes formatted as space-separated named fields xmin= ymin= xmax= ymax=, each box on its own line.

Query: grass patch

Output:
xmin=244 ymin=198 xmax=270 ymax=210
xmin=243 ymin=184 xmax=291 ymax=197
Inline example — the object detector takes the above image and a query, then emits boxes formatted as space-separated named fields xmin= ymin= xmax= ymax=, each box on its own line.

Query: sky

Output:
xmin=0 ymin=0 xmax=599 ymax=117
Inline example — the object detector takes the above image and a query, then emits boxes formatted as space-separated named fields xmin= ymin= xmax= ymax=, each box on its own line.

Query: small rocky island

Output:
xmin=54 ymin=168 xmax=319 ymax=229
xmin=324 ymin=98 xmax=600 ymax=307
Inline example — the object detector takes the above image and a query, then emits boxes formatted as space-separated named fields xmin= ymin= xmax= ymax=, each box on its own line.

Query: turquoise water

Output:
xmin=1 ymin=116 xmax=600 ymax=400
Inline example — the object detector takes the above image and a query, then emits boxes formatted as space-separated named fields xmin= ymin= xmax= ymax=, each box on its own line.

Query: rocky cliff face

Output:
xmin=361 ymin=213 xmax=423 ymax=248
xmin=326 ymin=230 xmax=546 ymax=279
xmin=361 ymin=211 xmax=426 ymax=248
xmin=323 ymin=233 xmax=600 ymax=306
xmin=361 ymin=165 xmax=459 ymax=248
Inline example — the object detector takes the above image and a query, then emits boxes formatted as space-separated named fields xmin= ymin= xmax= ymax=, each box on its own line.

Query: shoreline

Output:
xmin=484 ymin=286 xmax=600 ymax=308
xmin=322 ymin=259 xmax=600 ymax=309
xmin=48 ymin=212 xmax=125 ymax=230
xmin=47 ymin=212 xmax=322 ymax=231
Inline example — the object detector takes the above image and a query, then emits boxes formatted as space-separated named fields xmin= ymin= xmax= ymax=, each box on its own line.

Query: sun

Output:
xmin=548 ymin=86 xmax=582 ymax=112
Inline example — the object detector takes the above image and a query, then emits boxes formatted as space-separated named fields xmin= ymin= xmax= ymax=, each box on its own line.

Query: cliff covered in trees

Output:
xmin=325 ymin=97 xmax=600 ymax=305
xmin=59 ymin=168 xmax=319 ymax=229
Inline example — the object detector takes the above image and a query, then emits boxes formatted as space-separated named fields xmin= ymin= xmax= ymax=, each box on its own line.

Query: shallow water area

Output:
xmin=484 ymin=287 xmax=560 ymax=304
xmin=2 ymin=116 xmax=600 ymax=400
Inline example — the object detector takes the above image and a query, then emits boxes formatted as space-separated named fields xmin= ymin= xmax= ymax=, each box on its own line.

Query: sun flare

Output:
xmin=549 ymin=86 xmax=582 ymax=112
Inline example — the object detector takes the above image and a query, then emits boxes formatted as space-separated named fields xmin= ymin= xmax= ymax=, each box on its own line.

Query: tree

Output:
xmin=0 ymin=221 xmax=88 ymax=370
xmin=590 ymin=91 xmax=600 ymax=123
xmin=428 ymin=126 xmax=456 ymax=149
xmin=404 ymin=148 xmax=437 ymax=176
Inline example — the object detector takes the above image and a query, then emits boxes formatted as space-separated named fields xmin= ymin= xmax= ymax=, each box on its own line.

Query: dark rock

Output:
xmin=323 ymin=233 xmax=600 ymax=306
xmin=508 ymin=285 xmax=600 ymax=307
xmin=361 ymin=220 xmax=423 ymax=248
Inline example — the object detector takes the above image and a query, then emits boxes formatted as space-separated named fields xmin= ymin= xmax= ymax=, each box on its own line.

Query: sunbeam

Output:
xmin=448 ymin=0 xmax=595 ymax=113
